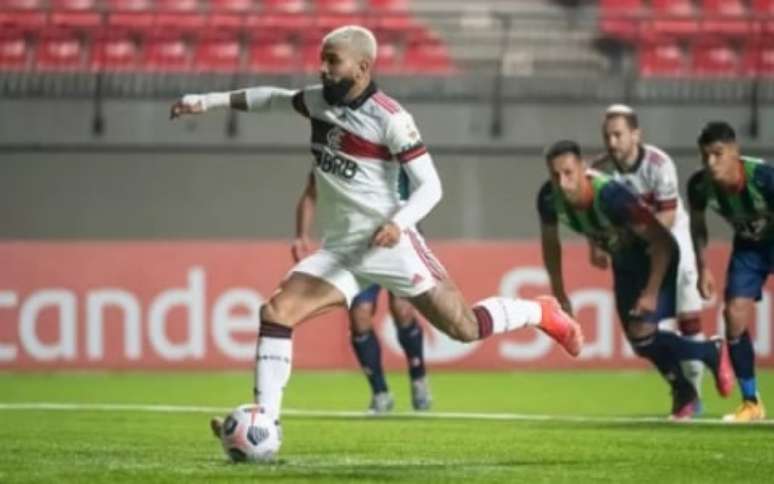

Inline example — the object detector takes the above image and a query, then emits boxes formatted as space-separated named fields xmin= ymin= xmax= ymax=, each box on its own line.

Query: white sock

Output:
xmin=254 ymin=336 xmax=293 ymax=422
xmin=474 ymin=297 xmax=542 ymax=334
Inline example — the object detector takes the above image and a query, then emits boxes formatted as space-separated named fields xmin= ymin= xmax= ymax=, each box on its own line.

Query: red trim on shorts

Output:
xmin=407 ymin=229 xmax=446 ymax=281
xmin=655 ymin=198 xmax=678 ymax=211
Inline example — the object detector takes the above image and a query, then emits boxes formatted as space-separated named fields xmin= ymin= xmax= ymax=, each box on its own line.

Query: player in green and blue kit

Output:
xmin=538 ymin=140 xmax=734 ymax=419
xmin=688 ymin=121 xmax=774 ymax=422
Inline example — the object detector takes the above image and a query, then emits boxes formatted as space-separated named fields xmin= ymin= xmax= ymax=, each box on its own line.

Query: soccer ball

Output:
xmin=218 ymin=404 xmax=281 ymax=462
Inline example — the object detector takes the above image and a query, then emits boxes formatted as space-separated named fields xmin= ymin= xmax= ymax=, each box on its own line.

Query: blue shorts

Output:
xmin=725 ymin=238 xmax=774 ymax=301
xmin=351 ymin=284 xmax=381 ymax=307
xmin=612 ymin=252 xmax=678 ymax=326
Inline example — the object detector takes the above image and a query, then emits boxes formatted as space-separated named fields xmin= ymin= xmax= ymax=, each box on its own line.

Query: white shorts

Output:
xmin=290 ymin=229 xmax=446 ymax=307
xmin=675 ymin=225 xmax=704 ymax=316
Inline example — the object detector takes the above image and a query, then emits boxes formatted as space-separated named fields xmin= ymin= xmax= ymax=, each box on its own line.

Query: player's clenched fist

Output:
xmin=169 ymin=94 xmax=207 ymax=119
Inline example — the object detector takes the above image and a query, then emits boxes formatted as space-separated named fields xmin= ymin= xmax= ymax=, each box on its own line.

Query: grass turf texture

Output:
xmin=1 ymin=370 xmax=773 ymax=483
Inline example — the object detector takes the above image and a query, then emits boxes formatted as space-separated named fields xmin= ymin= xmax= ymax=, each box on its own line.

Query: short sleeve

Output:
xmin=687 ymin=170 xmax=708 ymax=211
xmin=651 ymin=157 xmax=679 ymax=211
xmin=752 ymin=162 xmax=774 ymax=208
xmin=385 ymin=112 xmax=427 ymax=164
xmin=292 ymin=91 xmax=309 ymax=118
xmin=599 ymin=181 xmax=653 ymax=227
xmin=536 ymin=181 xmax=558 ymax=225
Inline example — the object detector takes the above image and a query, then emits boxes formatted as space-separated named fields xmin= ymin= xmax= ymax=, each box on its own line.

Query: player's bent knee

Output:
xmin=626 ymin=322 xmax=656 ymax=341
xmin=390 ymin=300 xmax=415 ymax=327
xmin=724 ymin=299 xmax=753 ymax=337
xmin=349 ymin=304 xmax=375 ymax=335
xmin=260 ymin=299 xmax=295 ymax=327
xmin=444 ymin=322 xmax=479 ymax=343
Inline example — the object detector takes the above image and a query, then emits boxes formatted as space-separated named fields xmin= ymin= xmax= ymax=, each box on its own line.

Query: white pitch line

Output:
xmin=0 ymin=402 xmax=771 ymax=426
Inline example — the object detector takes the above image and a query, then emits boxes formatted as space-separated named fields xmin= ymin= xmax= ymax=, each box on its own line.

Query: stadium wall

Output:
xmin=1 ymin=241 xmax=772 ymax=371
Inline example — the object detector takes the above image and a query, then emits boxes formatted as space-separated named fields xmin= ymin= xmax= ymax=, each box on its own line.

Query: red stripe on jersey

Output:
xmin=373 ymin=92 xmax=400 ymax=114
xmin=655 ymin=198 xmax=677 ymax=211
xmin=397 ymin=145 xmax=428 ymax=164
xmin=340 ymin=131 xmax=392 ymax=161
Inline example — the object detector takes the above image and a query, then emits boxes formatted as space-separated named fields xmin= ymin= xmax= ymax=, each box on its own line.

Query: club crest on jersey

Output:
xmin=326 ymin=126 xmax=345 ymax=151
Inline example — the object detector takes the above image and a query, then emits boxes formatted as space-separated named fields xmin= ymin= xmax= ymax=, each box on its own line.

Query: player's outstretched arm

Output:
xmin=292 ymin=174 xmax=317 ymax=263
xmin=170 ymin=86 xmax=299 ymax=119
xmin=540 ymin=223 xmax=573 ymax=315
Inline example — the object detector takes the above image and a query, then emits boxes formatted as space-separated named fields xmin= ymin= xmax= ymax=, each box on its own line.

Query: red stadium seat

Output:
xmin=742 ymin=42 xmax=774 ymax=77
xmin=90 ymin=33 xmax=140 ymax=71
xmin=36 ymin=32 xmax=85 ymax=71
xmin=0 ymin=30 xmax=29 ymax=70
xmin=245 ymin=13 xmax=312 ymax=42
xmin=313 ymin=0 xmax=359 ymax=13
xmin=154 ymin=12 xmax=206 ymax=34
xmin=50 ymin=10 xmax=102 ymax=31
xmin=752 ymin=0 xmax=774 ymax=12
xmin=1 ymin=0 xmax=44 ymax=9
xmin=209 ymin=0 xmax=255 ymax=12
xmin=367 ymin=0 xmax=409 ymax=12
xmin=157 ymin=0 xmax=200 ymax=11
xmin=374 ymin=41 xmax=400 ymax=74
xmin=142 ymin=34 xmax=192 ymax=71
xmin=301 ymin=41 xmax=320 ymax=72
xmin=261 ymin=0 xmax=307 ymax=13
xmin=50 ymin=0 xmax=97 ymax=10
xmin=247 ymin=40 xmax=297 ymax=72
xmin=193 ymin=32 xmax=241 ymax=72
xmin=701 ymin=0 xmax=749 ymax=37
xmin=598 ymin=0 xmax=645 ymax=42
xmin=691 ymin=40 xmax=739 ymax=76
xmin=107 ymin=11 xmax=154 ymax=31
xmin=648 ymin=0 xmax=698 ymax=38
xmin=107 ymin=0 xmax=153 ymax=11
xmin=207 ymin=13 xmax=244 ymax=32
xmin=403 ymin=41 xmax=454 ymax=75
xmin=0 ymin=10 xmax=47 ymax=32
xmin=638 ymin=40 xmax=687 ymax=77
xmin=371 ymin=14 xmax=418 ymax=43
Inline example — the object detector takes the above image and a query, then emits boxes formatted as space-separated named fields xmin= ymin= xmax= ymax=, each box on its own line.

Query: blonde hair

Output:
xmin=322 ymin=25 xmax=378 ymax=61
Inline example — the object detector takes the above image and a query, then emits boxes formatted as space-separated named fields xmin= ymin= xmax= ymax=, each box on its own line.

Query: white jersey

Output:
xmin=594 ymin=144 xmax=690 ymax=239
xmin=293 ymin=82 xmax=427 ymax=250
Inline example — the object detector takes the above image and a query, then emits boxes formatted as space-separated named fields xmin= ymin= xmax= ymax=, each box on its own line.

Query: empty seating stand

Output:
xmin=0 ymin=0 xmax=455 ymax=75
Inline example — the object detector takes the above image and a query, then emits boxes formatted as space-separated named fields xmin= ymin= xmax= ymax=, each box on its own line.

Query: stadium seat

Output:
xmin=50 ymin=10 xmax=102 ymax=31
xmin=0 ymin=10 xmax=47 ymax=32
xmin=0 ymin=30 xmax=29 ymax=70
xmin=107 ymin=0 xmax=153 ymax=11
xmin=50 ymin=0 xmax=98 ymax=10
xmin=313 ymin=0 xmax=359 ymax=13
xmin=247 ymin=40 xmax=297 ymax=72
xmin=157 ymin=0 xmax=200 ymax=11
xmin=742 ymin=42 xmax=774 ymax=77
xmin=90 ymin=33 xmax=140 ymax=71
xmin=751 ymin=0 xmax=774 ymax=36
xmin=107 ymin=11 xmax=154 ymax=31
xmin=752 ymin=0 xmax=774 ymax=13
xmin=403 ymin=41 xmax=454 ymax=75
xmin=154 ymin=12 xmax=206 ymax=34
xmin=142 ymin=34 xmax=192 ymax=71
xmin=193 ymin=32 xmax=241 ymax=72
xmin=35 ymin=31 xmax=85 ymax=71
xmin=648 ymin=0 xmax=699 ymax=38
xmin=638 ymin=40 xmax=687 ymax=77
xmin=367 ymin=0 xmax=409 ymax=12
xmin=261 ymin=0 xmax=307 ymax=13
xmin=302 ymin=41 xmax=320 ymax=72
xmin=209 ymin=0 xmax=255 ymax=12
xmin=373 ymin=41 xmax=400 ymax=74
xmin=370 ymin=14 xmax=418 ymax=43
xmin=701 ymin=0 xmax=750 ymax=37
xmin=1 ymin=0 xmax=44 ymax=9
xmin=598 ymin=0 xmax=645 ymax=42
xmin=245 ymin=13 xmax=312 ymax=42
xmin=207 ymin=12 xmax=244 ymax=32
xmin=691 ymin=40 xmax=739 ymax=76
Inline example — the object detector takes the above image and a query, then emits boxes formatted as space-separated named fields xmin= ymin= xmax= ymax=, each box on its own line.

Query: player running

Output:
xmin=688 ymin=121 xmax=774 ymax=422
xmin=537 ymin=140 xmax=734 ymax=420
xmin=292 ymin=171 xmax=431 ymax=413
xmin=592 ymin=104 xmax=709 ymax=410
xmin=170 ymin=26 xmax=583 ymax=437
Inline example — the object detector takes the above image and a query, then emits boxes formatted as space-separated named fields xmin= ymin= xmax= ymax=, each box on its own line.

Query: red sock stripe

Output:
xmin=678 ymin=317 xmax=702 ymax=336
xmin=473 ymin=306 xmax=493 ymax=339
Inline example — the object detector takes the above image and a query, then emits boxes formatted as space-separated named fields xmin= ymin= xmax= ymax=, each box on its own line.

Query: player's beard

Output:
xmin=322 ymin=77 xmax=355 ymax=106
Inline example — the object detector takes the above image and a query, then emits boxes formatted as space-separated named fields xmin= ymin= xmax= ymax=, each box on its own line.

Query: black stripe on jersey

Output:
xmin=292 ymin=91 xmax=309 ymax=118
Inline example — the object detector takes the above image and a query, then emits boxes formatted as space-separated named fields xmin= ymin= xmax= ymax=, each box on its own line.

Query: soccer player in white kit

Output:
xmin=592 ymin=104 xmax=708 ymax=409
xmin=170 ymin=25 xmax=583 ymax=441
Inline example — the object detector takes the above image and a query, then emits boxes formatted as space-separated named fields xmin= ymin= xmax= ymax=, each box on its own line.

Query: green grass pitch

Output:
xmin=1 ymin=370 xmax=772 ymax=483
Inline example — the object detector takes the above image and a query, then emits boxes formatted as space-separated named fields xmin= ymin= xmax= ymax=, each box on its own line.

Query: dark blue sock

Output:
xmin=630 ymin=334 xmax=695 ymax=398
xmin=351 ymin=331 xmax=388 ymax=394
xmin=729 ymin=331 xmax=758 ymax=402
xmin=397 ymin=321 xmax=426 ymax=381
xmin=653 ymin=330 xmax=718 ymax=372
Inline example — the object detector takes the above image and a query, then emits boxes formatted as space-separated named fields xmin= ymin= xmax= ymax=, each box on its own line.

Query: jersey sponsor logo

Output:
xmin=326 ymin=126 xmax=345 ymax=151
xmin=314 ymin=150 xmax=358 ymax=180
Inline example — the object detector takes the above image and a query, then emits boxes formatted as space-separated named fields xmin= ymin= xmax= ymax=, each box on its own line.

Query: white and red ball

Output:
xmin=218 ymin=404 xmax=281 ymax=462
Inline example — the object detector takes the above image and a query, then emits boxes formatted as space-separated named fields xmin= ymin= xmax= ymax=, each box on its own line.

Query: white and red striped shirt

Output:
xmin=293 ymin=82 xmax=436 ymax=249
